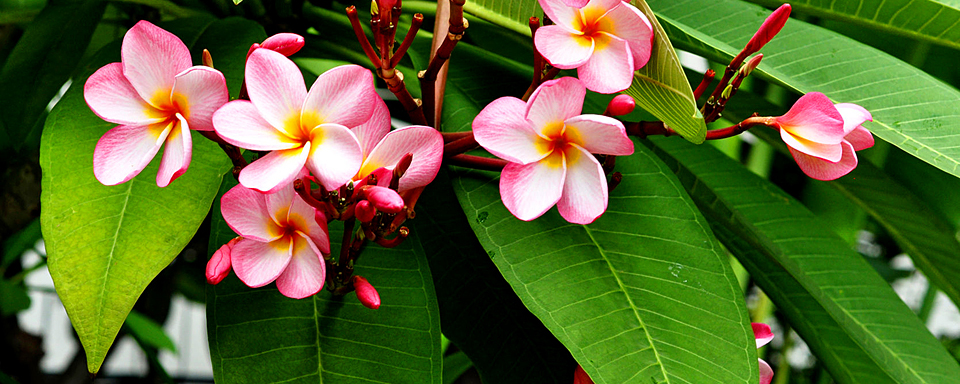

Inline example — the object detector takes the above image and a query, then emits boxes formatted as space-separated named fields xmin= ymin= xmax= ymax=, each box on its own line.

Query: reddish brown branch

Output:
xmin=446 ymin=154 xmax=507 ymax=171
xmin=392 ymin=13 xmax=424 ymax=68
xmin=443 ymin=133 xmax=479 ymax=158
xmin=421 ymin=0 xmax=467 ymax=127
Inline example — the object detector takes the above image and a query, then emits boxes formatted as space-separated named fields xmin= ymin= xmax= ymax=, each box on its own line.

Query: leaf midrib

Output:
xmin=95 ymin=180 xmax=134 ymax=357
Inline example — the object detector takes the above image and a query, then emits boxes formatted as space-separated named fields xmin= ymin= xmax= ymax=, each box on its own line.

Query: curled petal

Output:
xmin=246 ymin=48 xmax=307 ymax=133
xmin=265 ymin=178 xmax=298 ymax=226
xmin=563 ymin=115 xmax=633 ymax=155
xmin=260 ymin=33 xmax=305 ymax=57
xmin=780 ymin=129 xmax=842 ymax=162
xmin=121 ymin=21 xmax=192 ymax=107
xmin=790 ymin=140 xmax=858 ymax=181
xmin=172 ymin=66 xmax=229 ymax=132
xmin=577 ymin=33 xmax=634 ymax=94
xmin=206 ymin=238 xmax=239 ymax=285
xmin=835 ymin=103 xmax=873 ymax=135
xmin=286 ymin=187 xmax=331 ymax=255
xmin=222 ymin=184 xmax=282 ymax=242
xmin=759 ymin=359 xmax=774 ymax=384
xmin=752 ymin=323 xmax=774 ymax=348
xmin=602 ymin=2 xmax=653 ymax=70
xmin=845 ymin=126 xmax=874 ymax=151
xmin=473 ymin=97 xmax=546 ymax=164
xmin=275 ymin=233 xmax=325 ymax=299
xmin=557 ymin=145 xmax=608 ymax=224
xmin=499 ymin=160 xmax=565 ymax=221
xmin=156 ymin=114 xmax=192 ymax=187
xmin=231 ymin=237 xmax=293 ymax=288
xmin=239 ymin=144 xmax=311 ymax=193
xmin=305 ymin=123 xmax=363 ymax=191
xmin=213 ymin=100 xmax=302 ymax=151
xmin=84 ymin=63 xmax=163 ymax=126
xmin=360 ymin=126 xmax=443 ymax=192
xmin=534 ymin=26 xmax=594 ymax=69
xmin=302 ymin=65 xmax=378 ymax=129
xmin=352 ymin=96 xmax=392 ymax=159
xmin=93 ymin=121 xmax=172 ymax=186
xmin=776 ymin=92 xmax=844 ymax=145
xmin=527 ymin=77 xmax=586 ymax=132
xmin=538 ymin=0 xmax=582 ymax=31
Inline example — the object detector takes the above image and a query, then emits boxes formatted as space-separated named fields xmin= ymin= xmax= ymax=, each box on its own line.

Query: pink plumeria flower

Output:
xmin=220 ymin=181 xmax=331 ymax=299
xmin=84 ymin=20 xmax=228 ymax=187
xmin=774 ymin=92 xmax=874 ymax=180
xmin=534 ymin=0 xmax=654 ymax=93
xmin=213 ymin=49 xmax=377 ymax=193
xmin=350 ymin=97 xmax=443 ymax=192
xmin=753 ymin=323 xmax=775 ymax=384
xmin=473 ymin=77 xmax=634 ymax=224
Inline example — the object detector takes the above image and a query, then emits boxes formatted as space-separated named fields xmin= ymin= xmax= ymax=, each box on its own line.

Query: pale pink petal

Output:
xmin=352 ymin=96 xmax=391 ymax=159
xmin=759 ymin=359 xmax=774 ymax=384
xmin=752 ymin=323 xmax=774 ymax=348
xmin=499 ymin=160 xmax=565 ymax=221
xmin=563 ymin=115 xmax=633 ymax=155
xmin=557 ymin=145 xmax=608 ymax=224
xmin=578 ymin=33 xmax=634 ymax=94
xmin=473 ymin=97 xmax=547 ymax=164
xmin=221 ymin=184 xmax=283 ymax=242
xmin=171 ymin=66 xmax=229 ymax=132
xmin=776 ymin=93 xmax=844 ymax=144
xmin=84 ymin=63 xmax=163 ymax=125
xmin=292 ymin=195 xmax=330 ymax=255
xmin=239 ymin=144 xmax=311 ymax=193
xmin=93 ymin=121 xmax=172 ymax=186
xmin=213 ymin=100 xmax=302 ymax=151
xmin=527 ymin=77 xmax=586 ymax=132
xmin=275 ymin=233 xmax=325 ymax=299
xmin=156 ymin=114 xmax=192 ymax=187
xmin=360 ymin=126 xmax=443 ymax=192
xmin=231 ymin=237 xmax=293 ymax=288
xmin=265 ymin=179 xmax=297 ymax=226
xmin=538 ymin=0 xmax=581 ymax=31
xmin=302 ymin=65 xmax=377 ymax=129
xmin=585 ymin=0 xmax=622 ymax=12
xmin=780 ymin=129 xmax=842 ymax=162
xmin=305 ymin=123 xmax=363 ymax=191
xmin=245 ymin=48 xmax=307 ymax=134
xmin=121 ymin=21 xmax=192 ymax=107
xmin=535 ymin=26 xmax=594 ymax=69
xmin=560 ymin=0 xmax=588 ymax=7
xmin=835 ymin=103 xmax=873 ymax=135
xmin=790 ymin=141 xmax=858 ymax=181
xmin=845 ymin=127 xmax=874 ymax=151
xmin=260 ymin=33 xmax=305 ymax=57
xmin=601 ymin=3 xmax=653 ymax=69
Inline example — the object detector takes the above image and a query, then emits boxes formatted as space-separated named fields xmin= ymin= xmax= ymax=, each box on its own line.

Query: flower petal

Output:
xmin=246 ymin=48 xmax=307 ymax=134
xmin=156 ymin=114 xmax=192 ymax=187
xmin=538 ymin=0 xmax=581 ymax=30
xmin=359 ymin=126 xmax=443 ymax=192
xmin=499 ymin=159 xmax=565 ymax=221
xmin=172 ymin=66 xmax=228 ymax=132
xmin=527 ymin=77 xmax=586 ymax=132
xmin=222 ymin=184 xmax=283 ymax=242
xmin=759 ymin=359 xmax=774 ymax=384
xmin=275 ymin=233 xmax=326 ymax=299
xmin=601 ymin=2 xmax=653 ymax=69
xmin=231 ymin=237 xmax=292 ymax=288
xmin=213 ymin=100 xmax=302 ymax=151
xmin=790 ymin=140 xmax=858 ymax=181
xmin=780 ymin=129 xmax=842 ymax=162
xmin=260 ymin=33 xmax=305 ymax=57
xmin=473 ymin=97 xmax=546 ymax=164
xmin=564 ymin=115 xmax=633 ymax=155
xmin=239 ymin=144 xmax=311 ymax=193
xmin=577 ymin=33 xmax=634 ymax=94
xmin=835 ymin=103 xmax=873 ymax=135
xmin=776 ymin=92 xmax=844 ymax=144
xmin=557 ymin=145 xmax=608 ymax=224
xmin=305 ymin=123 xmax=363 ymax=191
xmin=292 ymin=195 xmax=330 ymax=255
xmin=752 ymin=323 xmax=774 ymax=348
xmin=84 ymin=62 xmax=163 ymax=125
xmin=93 ymin=121 xmax=172 ymax=186
xmin=561 ymin=0 xmax=588 ymax=7
xmin=845 ymin=126 xmax=874 ymax=151
xmin=351 ymin=96 xmax=391 ymax=159
xmin=302 ymin=65 xmax=378 ymax=129
xmin=121 ymin=21 xmax=192 ymax=107
xmin=264 ymin=177 xmax=297 ymax=226
xmin=534 ymin=26 xmax=594 ymax=69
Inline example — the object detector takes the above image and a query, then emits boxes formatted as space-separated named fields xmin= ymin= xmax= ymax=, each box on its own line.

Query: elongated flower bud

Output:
xmin=206 ymin=237 xmax=239 ymax=284
xmin=260 ymin=33 xmax=305 ymax=57
xmin=739 ymin=54 xmax=763 ymax=78
xmin=353 ymin=276 xmax=381 ymax=309
xmin=744 ymin=4 xmax=791 ymax=55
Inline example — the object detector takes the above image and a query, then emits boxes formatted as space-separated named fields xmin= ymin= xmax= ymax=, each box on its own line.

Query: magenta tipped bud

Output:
xmin=355 ymin=200 xmax=376 ymax=223
xmin=353 ymin=276 xmax=381 ymax=309
xmin=206 ymin=237 xmax=239 ymax=284
xmin=605 ymin=94 xmax=636 ymax=116
xmin=260 ymin=33 xmax=306 ymax=57
xmin=745 ymin=4 xmax=790 ymax=55
xmin=362 ymin=186 xmax=405 ymax=214
xmin=393 ymin=153 xmax=414 ymax=179
xmin=739 ymin=54 xmax=763 ymax=78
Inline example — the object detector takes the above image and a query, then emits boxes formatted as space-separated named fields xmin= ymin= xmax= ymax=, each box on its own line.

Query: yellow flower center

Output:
xmin=537 ymin=122 xmax=584 ymax=168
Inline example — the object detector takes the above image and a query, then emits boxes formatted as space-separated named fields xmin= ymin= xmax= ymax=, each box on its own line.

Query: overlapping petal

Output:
xmin=779 ymin=129 xmax=842 ymax=162
xmin=275 ymin=234 xmax=325 ymax=299
xmin=602 ymin=3 xmax=653 ymax=69
xmin=171 ymin=67 xmax=228 ymax=131
xmin=304 ymin=123 xmax=363 ymax=190
xmin=84 ymin=63 xmax=162 ymax=125
xmin=352 ymin=96 xmax=392 ymax=159
xmin=499 ymin=161 xmax=566 ymax=221
xmin=231 ymin=237 xmax=293 ymax=288
xmin=239 ymin=144 xmax=311 ymax=193
xmin=846 ymin=126 xmax=874 ymax=151
xmin=291 ymin=196 xmax=330 ymax=255
xmin=93 ymin=122 xmax=172 ymax=186
xmin=222 ymin=185 xmax=282 ymax=242
xmin=835 ymin=103 xmax=873 ymax=135
xmin=790 ymin=140 xmax=858 ymax=181
xmin=534 ymin=26 xmax=594 ymax=69
xmin=473 ymin=97 xmax=546 ymax=164
xmin=302 ymin=65 xmax=377 ymax=129
xmin=776 ymin=92 xmax=844 ymax=144
xmin=527 ymin=77 xmax=585 ymax=131
xmin=121 ymin=21 xmax=191 ymax=107
xmin=577 ymin=33 xmax=634 ymax=94
xmin=156 ymin=114 xmax=192 ymax=187
xmin=245 ymin=48 xmax=307 ymax=133
xmin=539 ymin=0 xmax=581 ymax=30
xmin=359 ymin=126 xmax=443 ymax=192
xmin=564 ymin=115 xmax=633 ymax=155
xmin=213 ymin=100 xmax=302 ymax=150
xmin=557 ymin=145 xmax=608 ymax=224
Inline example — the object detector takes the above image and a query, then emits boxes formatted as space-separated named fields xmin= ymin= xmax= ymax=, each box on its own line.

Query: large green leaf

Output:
xmin=39 ymin=18 xmax=260 ymax=373
xmin=458 ymin=0 xmax=542 ymax=36
xmin=747 ymin=0 xmax=960 ymax=50
xmin=647 ymin=136 xmax=960 ymax=384
xmin=649 ymin=0 xmax=960 ymax=180
xmin=206 ymin=181 xmax=442 ymax=384
xmin=0 ymin=0 xmax=106 ymax=152
xmin=623 ymin=0 xmax=706 ymax=144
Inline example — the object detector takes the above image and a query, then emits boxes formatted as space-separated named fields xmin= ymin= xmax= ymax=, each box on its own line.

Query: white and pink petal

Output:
xmin=563 ymin=115 xmax=633 ymax=156
xmin=499 ymin=160 xmax=566 ymax=221
xmin=835 ymin=103 xmax=873 ymax=135
xmin=789 ymin=140 xmax=858 ymax=181
xmin=473 ymin=97 xmax=547 ymax=164
xmin=156 ymin=114 xmax=192 ymax=187
xmin=231 ymin=237 xmax=293 ymax=288
xmin=534 ymin=26 xmax=594 ymax=69
xmin=527 ymin=77 xmax=587 ymax=130
xmin=213 ymin=100 xmax=302 ymax=151
xmin=556 ymin=145 xmax=608 ymax=224
xmin=780 ymin=129 xmax=842 ymax=162
xmin=84 ymin=63 xmax=163 ymax=126
xmin=274 ymin=233 xmax=326 ymax=299
xmin=302 ymin=65 xmax=378 ymax=129
xmin=221 ymin=184 xmax=283 ymax=242
xmin=239 ymin=144 xmax=311 ymax=193
xmin=245 ymin=48 xmax=308 ymax=134
xmin=577 ymin=33 xmax=634 ymax=94
xmin=121 ymin=21 xmax=192 ymax=107
xmin=93 ymin=121 xmax=172 ymax=186
xmin=361 ymin=126 xmax=443 ymax=192
xmin=172 ymin=66 xmax=229 ymax=131
xmin=776 ymin=93 xmax=845 ymax=144
xmin=304 ymin=123 xmax=363 ymax=191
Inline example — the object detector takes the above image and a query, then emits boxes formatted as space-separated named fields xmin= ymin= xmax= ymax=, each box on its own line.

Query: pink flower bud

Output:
xmin=739 ymin=54 xmax=763 ymax=78
xmin=355 ymin=200 xmax=376 ymax=223
xmin=206 ymin=237 xmax=239 ymax=284
xmin=362 ymin=185 xmax=404 ymax=214
xmin=573 ymin=365 xmax=594 ymax=384
xmin=353 ymin=276 xmax=381 ymax=309
xmin=605 ymin=94 xmax=636 ymax=117
xmin=260 ymin=33 xmax=305 ymax=57
xmin=745 ymin=4 xmax=791 ymax=55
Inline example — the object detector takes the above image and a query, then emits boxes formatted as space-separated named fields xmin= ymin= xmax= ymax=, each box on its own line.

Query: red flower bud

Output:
xmin=355 ymin=200 xmax=377 ymax=223
xmin=745 ymin=4 xmax=790 ymax=55
xmin=361 ymin=185 xmax=405 ymax=214
xmin=353 ymin=276 xmax=381 ymax=309
xmin=605 ymin=94 xmax=636 ymax=117
xmin=260 ymin=33 xmax=305 ymax=57
xmin=206 ymin=237 xmax=239 ymax=284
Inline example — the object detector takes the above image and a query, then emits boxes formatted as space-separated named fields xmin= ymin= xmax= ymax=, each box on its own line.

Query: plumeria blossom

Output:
xmin=473 ymin=77 xmax=634 ymax=224
xmin=773 ymin=92 xmax=874 ymax=180
xmin=753 ymin=323 xmax=775 ymax=384
xmin=85 ymin=20 xmax=228 ymax=187
xmin=219 ymin=181 xmax=331 ymax=299
xmin=213 ymin=49 xmax=378 ymax=193
xmin=534 ymin=0 xmax=654 ymax=93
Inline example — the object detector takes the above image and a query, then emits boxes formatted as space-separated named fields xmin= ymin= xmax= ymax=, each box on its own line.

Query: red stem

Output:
xmin=446 ymin=154 xmax=507 ymax=171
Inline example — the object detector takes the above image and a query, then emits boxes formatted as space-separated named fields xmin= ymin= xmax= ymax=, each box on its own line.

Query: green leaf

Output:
xmin=646 ymin=135 xmax=960 ymax=384
xmin=0 ymin=0 xmax=106 ymax=152
xmin=442 ymin=352 xmax=473 ymax=384
xmin=416 ymin=173 xmax=574 ymax=383
xmin=447 ymin=145 xmax=757 ymax=384
xmin=623 ymin=0 xmax=706 ymax=144
xmin=206 ymin=181 xmax=443 ymax=384
xmin=124 ymin=310 xmax=177 ymax=353
xmin=650 ymin=0 xmax=960 ymax=180
xmin=0 ymin=278 xmax=31 ymax=316
xmin=39 ymin=18 xmax=259 ymax=374
xmin=2 ymin=219 xmax=41 ymax=269
xmin=459 ymin=0 xmax=542 ymax=37
xmin=746 ymin=0 xmax=960 ymax=50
